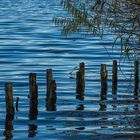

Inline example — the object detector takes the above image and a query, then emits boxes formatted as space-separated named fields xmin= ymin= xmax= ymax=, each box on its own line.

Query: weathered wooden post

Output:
xmin=100 ymin=64 xmax=107 ymax=110
xmin=46 ymin=69 xmax=52 ymax=97
xmin=46 ymin=69 xmax=56 ymax=111
xmin=134 ymin=61 xmax=139 ymax=95
xmin=76 ymin=62 xmax=85 ymax=99
xmin=47 ymin=80 xmax=56 ymax=111
xmin=4 ymin=83 xmax=14 ymax=139
xmin=76 ymin=71 xmax=80 ymax=93
xmin=100 ymin=64 xmax=107 ymax=99
xmin=5 ymin=83 xmax=14 ymax=116
xmin=3 ymin=114 xmax=14 ymax=139
xmin=28 ymin=73 xmax=38 ymax=136
xmin=112 ymin=60 xmax=117 ymax=93
xmin=79 ymin=62 xmax=85 ymax=86
xmin=29 ymin=73 xmax=38 ymax=120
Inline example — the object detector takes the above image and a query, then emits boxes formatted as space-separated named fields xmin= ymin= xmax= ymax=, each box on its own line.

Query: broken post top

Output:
xmin=46 ymin=69 xmax=57 ymax=111
xmin=29 ymin=73 xmax=37 ymax=85
xmin=112 ymin=60 xmax=117 ymax=72
xmin=113 ymin=60 xmax=117 ymax=65
xmin=76 ymin=62 xmax=85 ymax=95
xmin=79 ymin=62 xmax=85 ymax=69
xmin=5 ymin=83 xmax=13 ymax=91
xmin=113 ymin=60 xmax=117 ymax=63
xmin=101 ymin=64 xmax=106 ymax=73
xmin=100 ymin=64 xmax=107 ymax=80
xmin=79 ymin=62 xmax=85 ymax=73
xmin=47 ymin=69 xmax=52 ymax=81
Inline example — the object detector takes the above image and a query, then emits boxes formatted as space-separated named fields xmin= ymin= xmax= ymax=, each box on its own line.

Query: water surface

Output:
xmin=0 ymin=0 xmax=139 ymax=139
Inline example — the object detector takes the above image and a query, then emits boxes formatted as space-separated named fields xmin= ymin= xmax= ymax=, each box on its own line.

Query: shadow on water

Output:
xmin=76 ymin=104 xmax=84 ymax=111
xmin=28 ymin=124 xmax=38 ymax=138
xmin=76 ymin=82 xmax=84 ymax=111
xmin=112 ymin=91 xmax=117 ymax=110
xmin=99 ymin=91 xmax=107 ymax=111
xmin=28 ymin=107 xmax=38 ymax=138
xmin=133 ymin=91 xmax=139 ymax=111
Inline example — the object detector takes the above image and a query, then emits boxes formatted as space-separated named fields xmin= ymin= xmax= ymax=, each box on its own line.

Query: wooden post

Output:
xmin=46 ymin=69 xmax=52 ymax=97
xmin=76 ymin=62 xmax=85 ymax=97
xmin=76 ymin=71 xmax=80 ymax=93
xmin=112 ymin=60 xmax=117 ymax=93
xmin=100 ymin=64 xmax=108 ymax=111
xmin=100 ymin=64 xmax=107 ymax=111
xmin=134 ymin=61 xmax=139 ymax=95
xmin=3 ymin=114 xmax=14 ymax=139
xmin=79 ymin=62 xmax=85 ymax=86
xmin=100 ymin=64 xmax=107 ymax=98
xmin=29 ymin=73 xmax=38 ymax=120
xmin=4 ymin=83 xmax=14 ymax=139
xmin=46 ymin=69 xmax=56 ymax=111
xmin=47 ymin=80 xmax=56 ymax=110
xmin=5 ymin=83 xmax=14 ymax=116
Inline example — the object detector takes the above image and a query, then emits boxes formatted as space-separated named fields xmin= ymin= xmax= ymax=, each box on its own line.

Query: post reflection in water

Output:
xmin=76 ymin=93 xmax=84 ymax=101
xmin=28 ymin=96 xmax=38 ymax=138
xmin=133 ymin=92 xmax=139 ymax=111
xmin=76 ymin=87 xmax=84 ymax=111
xmin=3 ymin=114 xmax=14 ymax=139
xmin=99 ymin=91 xmax=107 ymax=111
xmin=76 ymin=104 xmax=84 ymax=111
xmin=28 ymin=112 xmax=38 ymax=138
xmin=28 ymin=124 xmax=37 ymax=138
xmin=112 ymin=91 xmax=117 ymax=110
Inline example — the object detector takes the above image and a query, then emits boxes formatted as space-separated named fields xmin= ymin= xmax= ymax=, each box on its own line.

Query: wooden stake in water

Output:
xmin=29 ymin=73 xmax=38 ymax=120
xmin=134 ymin=61 xmax=139 ymax=95
xmin=47 ymin=80 xmax=56 ymax=110
xmin=46 ymin=69 xmax=52 ymax=97
xmin=4 ymin=83 xmax=14 ymax=139
xmin=79 ymin=62 xmax=85 ymax=84
xmin=76 ymin=71 xmax=80 ymax=93
xmin=112 ymin=60 xmax=117 ymax=93
xmin=5 ymin=83 xmax=14 ymax=116
xmin=100 ymin=64 xmax=107 ymax=99
xmin=46 ymin=69 xmax=56 ymax=111
xmin=76 ymin=62 xmax=85 ymax=96
xmin=3 ymin=113 xmax=14 ymax=139
xmin=16 ymin=97 xmax=19 ymax=112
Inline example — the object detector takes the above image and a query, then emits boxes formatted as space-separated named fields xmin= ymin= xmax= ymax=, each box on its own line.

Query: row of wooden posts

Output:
xmin=5 ymin=60 xmax=139 ymax=119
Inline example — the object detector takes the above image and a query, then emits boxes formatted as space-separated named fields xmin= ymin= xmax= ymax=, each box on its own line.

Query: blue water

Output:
xmin=0 ymin=0 xmax=139 ymax=139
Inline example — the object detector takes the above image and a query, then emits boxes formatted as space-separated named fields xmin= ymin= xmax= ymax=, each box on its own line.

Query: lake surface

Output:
xmin=0 ymin=0 xmax=140 ymax=139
